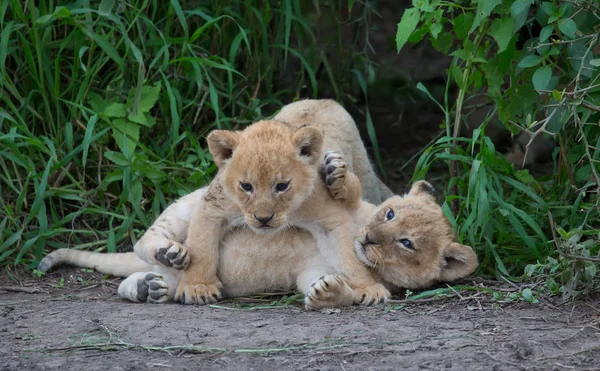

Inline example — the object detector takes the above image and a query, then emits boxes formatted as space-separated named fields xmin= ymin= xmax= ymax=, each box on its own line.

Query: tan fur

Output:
xmin=39 ymin=181 xmax=477 ymax=308
xmin=352 ymin=181 xmax=478 ymax=290
xmin=177 ymin=111 xmax=387 ymax=305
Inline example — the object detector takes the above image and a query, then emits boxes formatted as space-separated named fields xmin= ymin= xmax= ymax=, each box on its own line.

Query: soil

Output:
xmin=2 ymin=269 xmax=599 ymax=371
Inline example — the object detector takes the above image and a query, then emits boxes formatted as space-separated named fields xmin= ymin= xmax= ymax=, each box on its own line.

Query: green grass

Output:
xmin=0 ymin=0 xmax=378 ymax=268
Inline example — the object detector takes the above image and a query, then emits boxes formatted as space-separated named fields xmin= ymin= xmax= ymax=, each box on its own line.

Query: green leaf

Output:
xmin=558 ymin=18 xmax=577 ymax=39
xmin=539 ymin=25 xmax=553 ymax=42
xmin=510 ymin=0 xmax=534 ymax=31
xmin=104 ymin=103 xmax=127 ymax=118
xmin=36 ymin=6 xmax=72 ymax=24
xmin=78 ymin=46 xmax=89 ymax=73
xmin=412 ymin=0 xmax=434 ymax=12
xmin=127 ymin=111 xmax=148 ymax=126
xmin=590 ymin=59 xmax=600 ymax=67
xmin=138 ymin=84 xmax=161 ymax=112
xmin=80 ymin=28 xmax=123 ymax=67
xmin=454 ymin=13 xmax=474 ymax=41
xmin=541 ymin=2 xmax=555 ymax=17
xmin=469 ymin=0 xmax=501 ymax=34
xmin=518 ymin=55 xmax=542 ymax=68
xmin=522 ymin=288 xmax=536 ymax=303
xmin=430 ymin=23 xmax=442 ymax=39
xmin=82 ymin=115 xmax=97 ymax=167
xmin=98 ymin=0 xmax=115 ymax=16
xmin=104 ymin=151 xmax=131 ymax=166
xmin=111 ymin=119 xmax=140 ymax=155
xmin=490 ymin=17 xmax=515 ymax=53
xmin=532 ymin=66 xmax=552 ymax=93
xmin=515 ymin=170 xmax=534 ymax=184
xmin=396 ymin=8 xmax=421 ymax=53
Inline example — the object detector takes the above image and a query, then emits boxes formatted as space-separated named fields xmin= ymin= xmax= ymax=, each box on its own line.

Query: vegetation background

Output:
xmin=1 ymin=0 xmax=598 ymax=300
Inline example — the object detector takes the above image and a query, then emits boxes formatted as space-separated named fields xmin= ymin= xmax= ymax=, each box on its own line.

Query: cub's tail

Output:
xmin=38 ymin=250 xmax=153 ymax=277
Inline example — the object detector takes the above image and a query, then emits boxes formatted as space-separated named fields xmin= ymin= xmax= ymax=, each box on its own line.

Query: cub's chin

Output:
xmin=247 ymin=224 xmax=285 ymax=235
xmin=354 ymin=240 xmax=377 ymax=268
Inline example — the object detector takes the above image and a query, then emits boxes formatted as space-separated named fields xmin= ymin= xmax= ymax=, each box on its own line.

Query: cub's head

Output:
xmin=207 ymin=120 xmax=323 ymax=233
xmin=355 ymin=181 xmax=478 ymax=289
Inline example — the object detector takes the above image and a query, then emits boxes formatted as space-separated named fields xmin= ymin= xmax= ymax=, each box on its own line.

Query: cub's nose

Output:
xmin=254 ymin=214 xmax=274 ymax=224
xmin=364 ymin=232 xmax=376 ymax=245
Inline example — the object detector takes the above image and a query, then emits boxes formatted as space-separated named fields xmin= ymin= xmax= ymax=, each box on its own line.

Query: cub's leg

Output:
xmin=297 ymin=256 xmax=355 ymax=310
xmin=328 ymin=220 xmax=390 ymax=306
xmin=320 ymin=151 xmax=362 ymax=210
xmin=134 ymin=189 xmax=207 ymax=270
xmin=174 ymin=197 xmax=225 ymax=305
xmin=118 ymin=268 xmax=181 ymax=304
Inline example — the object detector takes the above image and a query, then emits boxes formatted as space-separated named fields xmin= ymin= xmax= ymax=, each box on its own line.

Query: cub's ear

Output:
xmin=408 ymin=180 xmax=438 ymax=201
xmin=207 ymin=130 xmax=240 ymax=168
xmin=438 ymin=242 xmax=478 ymax=282
xmin=292 ymin=127 xmax=323 ymax=165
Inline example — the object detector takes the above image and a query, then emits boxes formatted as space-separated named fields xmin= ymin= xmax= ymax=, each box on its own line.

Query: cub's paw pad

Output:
xmin=136 ymin=273 xmax=169 ymax=304
xmin=320 ymin=152 xmax=348 ymax=196
xmin=155 ymin=242 xmax=189 ymax=270
xmin=354 ymin=284 xmax=390 ymax=306
xmin=305 ymin=275 xmax=347 ymax=310
xmin=174 ymin=282 xmax=222 ymax=305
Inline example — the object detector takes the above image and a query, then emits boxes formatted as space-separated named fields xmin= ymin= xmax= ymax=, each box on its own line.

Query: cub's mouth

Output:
xmin=247 ymin=223 xmax=282 ymax=235
xmin=354 ymin=239 xmax=377 ymax=268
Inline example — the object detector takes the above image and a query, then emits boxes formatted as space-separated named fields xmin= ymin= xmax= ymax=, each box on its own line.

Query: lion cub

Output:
xmin=166 ymin=120 xmax=388 ymax=305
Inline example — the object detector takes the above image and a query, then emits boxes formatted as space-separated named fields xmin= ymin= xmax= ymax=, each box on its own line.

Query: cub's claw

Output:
xmin=136 ymin=273 xmax=169 ymax=304
xmin=174 ymin=282 xmax=222 ymax=305
xmin=155 ymin=241 xmax=189 ymax=270
xmin=320 ymin=151 xmax=348 ymax=199
xmin=305 ymin=275 xmax=353 ymax=310
xmin=353 ymin=284 xmax=390 ymax=306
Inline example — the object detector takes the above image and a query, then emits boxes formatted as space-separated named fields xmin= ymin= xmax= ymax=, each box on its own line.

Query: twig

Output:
xmin=534 ymin=347 xmax=600 ymax=362
xmin=388 ymin=295 xmax=456 ymax=305
xmin=0 ymin=286 xmax=42 ymax=293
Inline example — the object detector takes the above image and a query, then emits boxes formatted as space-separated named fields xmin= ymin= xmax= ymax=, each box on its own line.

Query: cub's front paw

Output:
xmin=174 ymin=280 xmax=222 ymax=305
xmin=155 ymin=241 xmax=189 ymax=270
xmin=354 ymin=284 xmax=390 ymax=306
xmin=305 ymin=275 xmax=354 ymax=310
xmin=320 ymin=151 xmax=348 ymax=199
xmin=136 ymin=273 xmax=169 ymax=304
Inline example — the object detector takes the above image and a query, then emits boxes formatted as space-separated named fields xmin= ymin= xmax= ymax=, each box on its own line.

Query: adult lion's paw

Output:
xmin=320 ymin=151 xmax=348 ymax=199
xmin=174 ymin=280 xmax=222 ymax=305
xmin=305 ymin=275 xmax=354 ymax=310
xmin=155 ymin=241 xmax=189 ymax=270
xmin=354 ymin=284 xmax=390 ymax=306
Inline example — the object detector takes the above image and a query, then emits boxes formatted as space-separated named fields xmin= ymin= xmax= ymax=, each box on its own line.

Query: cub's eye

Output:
xmin=275 ymin=182 xmax=289 ymax=192
xmin=240 ymin=182 xmax=253 ymax=193
xmin=385 ymin=208 xmax=395 ymax=221
xmin=399 ymin=239 xmax=413 ymax=250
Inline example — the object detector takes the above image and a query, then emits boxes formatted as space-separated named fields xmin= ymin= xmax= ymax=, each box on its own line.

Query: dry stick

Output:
xmin=574 ymin=107 xmax=600 ymax=187
xmin=0 ymin=286 xmax=41 ymax=293
xmin=387 ymin=295 xmax=456 ymax=305
xmin=547 ymin=211 xmax=600 ymax=262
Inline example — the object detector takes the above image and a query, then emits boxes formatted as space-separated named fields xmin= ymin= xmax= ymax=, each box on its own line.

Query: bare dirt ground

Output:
xmin=1 ymin=269 xmax=599 ymax=371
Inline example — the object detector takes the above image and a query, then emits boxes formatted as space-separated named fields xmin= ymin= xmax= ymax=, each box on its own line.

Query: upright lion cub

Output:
xmin=168 ymin=120 xmax=388 ymax=305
